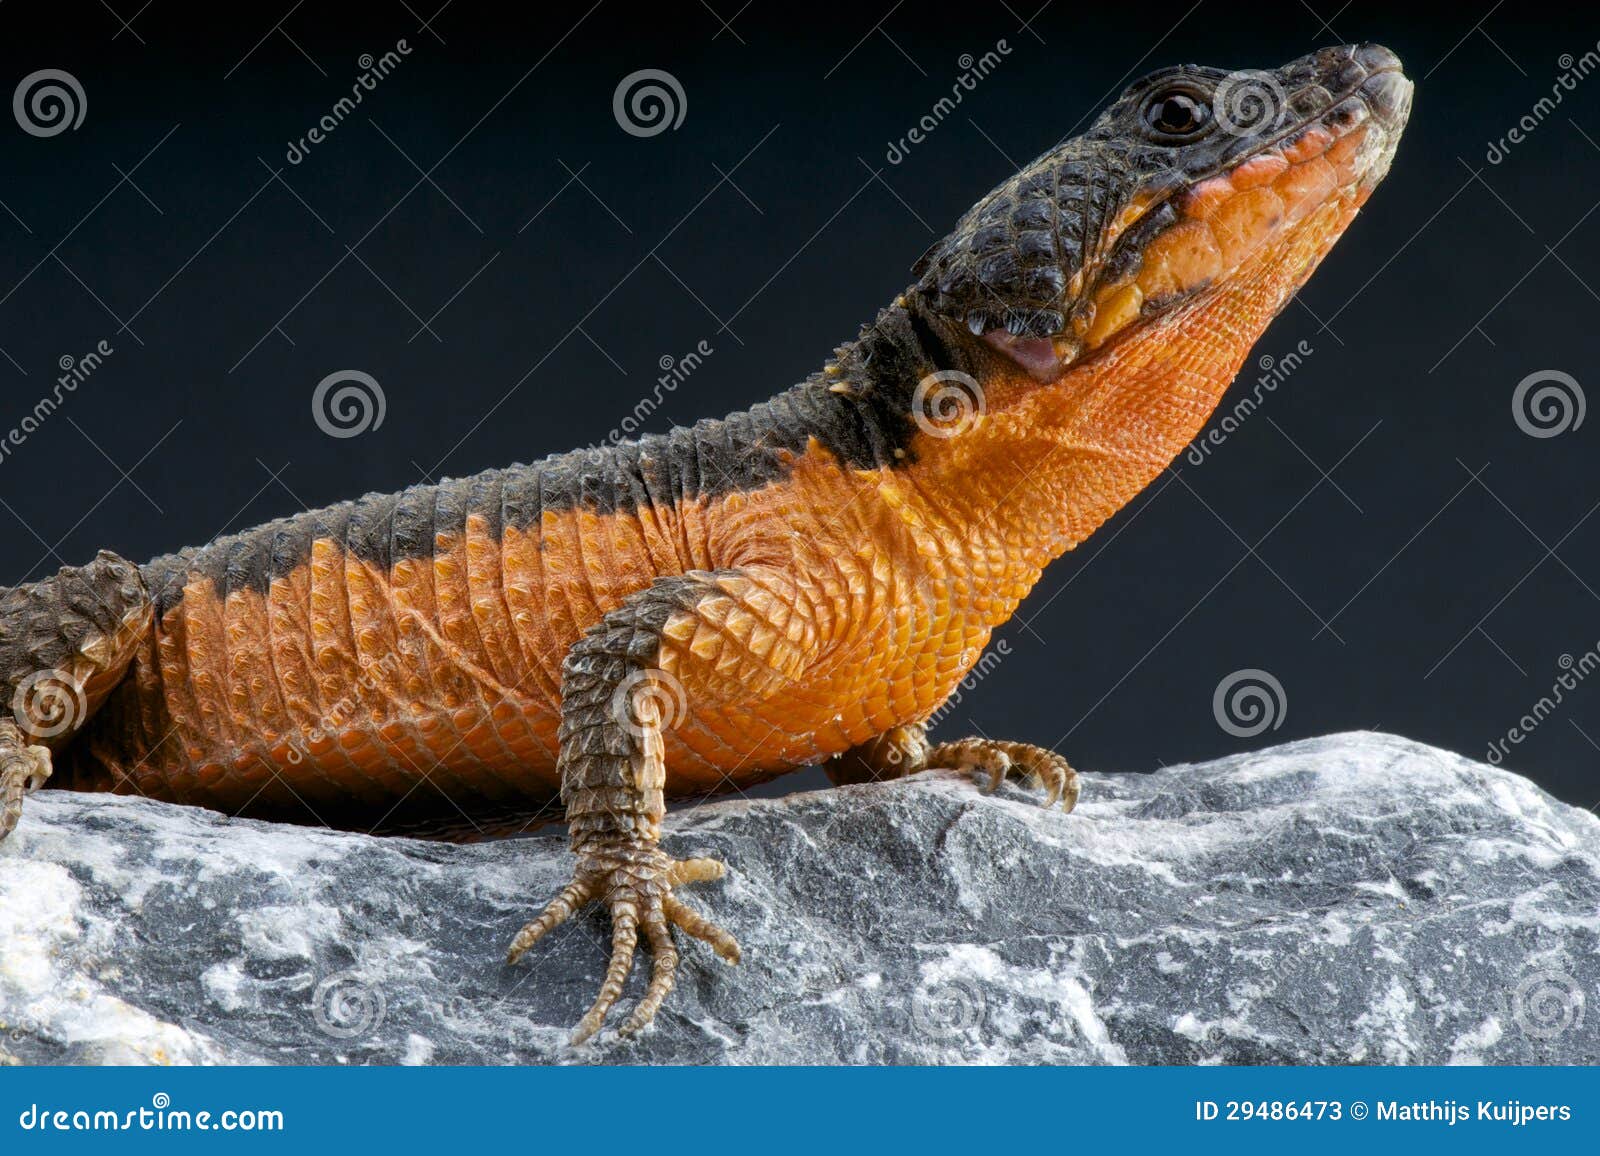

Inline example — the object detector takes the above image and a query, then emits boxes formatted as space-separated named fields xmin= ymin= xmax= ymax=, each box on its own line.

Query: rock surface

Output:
xmin=1 ymin=732 xmax=1596 ymax=1065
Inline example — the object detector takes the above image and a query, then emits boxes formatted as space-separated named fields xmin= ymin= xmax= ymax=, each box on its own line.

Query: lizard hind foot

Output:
xmin=0 ymin=721 xmax=53 ymax=844
xmin=506 ymin=849 xmax=739 ymax=1046
xmin=925 ymin=737 xmax=1080 ymax=813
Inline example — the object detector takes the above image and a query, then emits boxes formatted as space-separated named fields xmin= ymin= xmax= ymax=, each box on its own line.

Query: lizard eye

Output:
xmin=1141 ymin=88 xmax=1210 ymax=141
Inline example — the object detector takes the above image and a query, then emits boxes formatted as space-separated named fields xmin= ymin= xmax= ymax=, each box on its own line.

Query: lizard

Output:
xmin=0 ymin=44 xmax=1411 ymax=1045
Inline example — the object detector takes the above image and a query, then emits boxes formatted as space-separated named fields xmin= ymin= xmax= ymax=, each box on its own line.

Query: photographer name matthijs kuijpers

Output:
xmin=1196 ymin=1099 xmax=1575 ymax=1126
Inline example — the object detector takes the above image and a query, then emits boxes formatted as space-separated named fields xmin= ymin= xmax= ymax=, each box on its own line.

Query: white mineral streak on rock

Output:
xmin=0 ymin=856 xmax=234 ymax=1064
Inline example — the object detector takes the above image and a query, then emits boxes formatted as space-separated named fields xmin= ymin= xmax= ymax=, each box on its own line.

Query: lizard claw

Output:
xmin=0 ymin=721 xmax=52 ymax=844
xmin=506 ymin=848 xmax=738 ymax=1046
xmin=926 ymin=737 xmax=1080 ymax=813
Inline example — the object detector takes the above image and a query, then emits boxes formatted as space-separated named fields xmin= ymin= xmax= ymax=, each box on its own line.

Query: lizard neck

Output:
xmin=895 ymin=287 xmax=1271 ymax=611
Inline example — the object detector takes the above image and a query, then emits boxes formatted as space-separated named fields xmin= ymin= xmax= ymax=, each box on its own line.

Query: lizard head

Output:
xmin=911 ymin=43 xmax=1412 ymax=383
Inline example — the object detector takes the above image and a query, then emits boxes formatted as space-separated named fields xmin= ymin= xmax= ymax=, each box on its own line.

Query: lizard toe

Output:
xmin=619 ymin=911 xmax=679 ymax=1037
xmin=927 ymin=737 xmax=1080 ymax=813
xmin=664 ymin=893 xmax=741 ymax=964
xmin=526 ymin=851 xmax=734 ymax=1046
xmin=505 ymin=875 xmax=597 ymax=965
xmin=666 ymin=856 xmax=727 ymax=887
xmin=0 ymin=722 xmax=52 ymax=845
xmin=570 ymin=895 xmax=641 ymax=1046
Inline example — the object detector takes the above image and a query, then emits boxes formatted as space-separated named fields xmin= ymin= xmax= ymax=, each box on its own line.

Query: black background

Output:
xmin=0 ymin=2 xmax=1596 ymax=809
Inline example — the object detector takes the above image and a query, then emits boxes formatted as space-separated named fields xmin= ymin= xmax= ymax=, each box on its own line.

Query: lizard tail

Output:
xmin=0 ymin=551 xmax=152 ymax=753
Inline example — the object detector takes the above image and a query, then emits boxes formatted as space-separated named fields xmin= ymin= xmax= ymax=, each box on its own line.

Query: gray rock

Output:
xmin=0 ymin=731 xmax=1595 ymax=1065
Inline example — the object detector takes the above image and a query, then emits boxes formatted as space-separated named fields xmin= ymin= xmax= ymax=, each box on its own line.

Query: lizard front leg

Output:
xmin=0 ymin=550 xmax=149 ymax=843
xmin=829 ymin=723 xmax=1079 ymax=812
xmin=0 ymin=721 xmax=52 ymax=843
xmin=506 ymin=566 xmax=818 ymax=1044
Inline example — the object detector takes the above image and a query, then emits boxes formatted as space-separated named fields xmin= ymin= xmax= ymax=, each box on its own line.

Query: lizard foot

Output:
xmin=506 ymin=849 xmax=740 ymax=1045
xmin=824 ymin=724 xmax=929 ymax=786
xmin=926 ymin=737 xmax=1080 ymax=812
xmin=0 ymin=720 xmax=52 ymax=844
